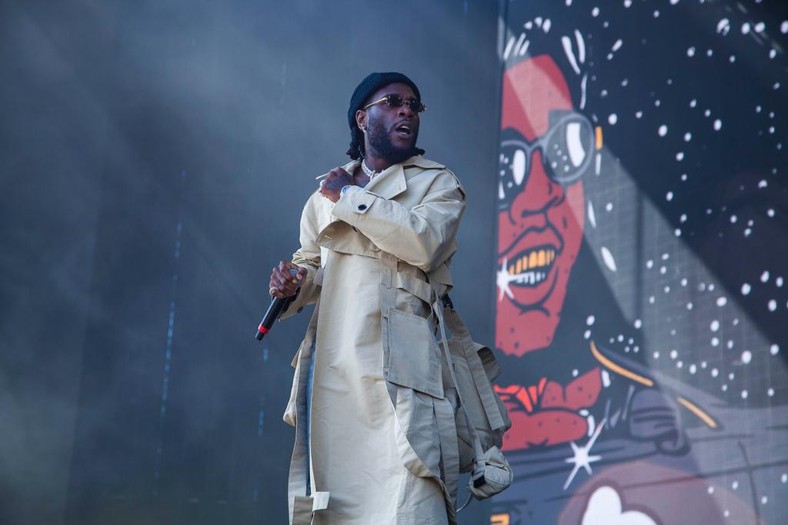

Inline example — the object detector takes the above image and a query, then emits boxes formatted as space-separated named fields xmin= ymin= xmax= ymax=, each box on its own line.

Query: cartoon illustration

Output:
xmin=495 ymin=50 xmax=605 ymax=450
xmin=491 ymin=2 xmax=787 ymax=524
xmin=494 ymin=17 xmax=687 ymax=456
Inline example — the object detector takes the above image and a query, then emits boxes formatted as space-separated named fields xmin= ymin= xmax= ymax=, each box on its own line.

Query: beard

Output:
xmin=366 ymin=117 xmax=419 ymax=164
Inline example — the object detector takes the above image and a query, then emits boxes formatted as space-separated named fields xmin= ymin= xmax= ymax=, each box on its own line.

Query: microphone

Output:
xmin=255 ymin=268 xmax=299 ymax=341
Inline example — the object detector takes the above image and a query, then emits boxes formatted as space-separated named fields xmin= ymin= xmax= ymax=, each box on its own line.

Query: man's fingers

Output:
xmin=328 ymin=167 xmax=351 ymax=181
xmin=269 ymin=262 xmax=304 ymax=298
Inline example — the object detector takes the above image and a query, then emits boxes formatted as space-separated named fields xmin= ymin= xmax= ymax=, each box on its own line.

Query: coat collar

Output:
xmin=344 ymin=156 xmax=444 ymax=200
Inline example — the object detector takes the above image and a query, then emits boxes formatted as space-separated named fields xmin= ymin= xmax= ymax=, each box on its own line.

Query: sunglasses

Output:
xmin=363 ymin=93 xmax=427 ymax=113
xmin=498 ymin=110 xmax=598 ymax=204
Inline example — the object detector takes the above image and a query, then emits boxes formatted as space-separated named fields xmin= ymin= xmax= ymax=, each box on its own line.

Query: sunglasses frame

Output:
xmin=499 ymin=110 xmax=596 ymax=194
xmin=363 ymin=94 xmax=427 ymax=113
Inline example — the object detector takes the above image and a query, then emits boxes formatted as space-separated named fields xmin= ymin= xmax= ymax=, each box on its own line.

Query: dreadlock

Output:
xmin=346 ymin=126 xmax=365 ymax=160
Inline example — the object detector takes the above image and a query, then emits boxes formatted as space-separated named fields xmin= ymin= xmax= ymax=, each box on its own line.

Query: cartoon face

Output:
xmin=496 ymin=55 xmax=593 ymax=357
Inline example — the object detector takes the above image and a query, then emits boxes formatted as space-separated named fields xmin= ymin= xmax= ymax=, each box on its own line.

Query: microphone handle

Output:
xmin=255 ymin=295 xmax=296 ymax=340
xmin=255 ymin=267 xmax=299 ymax=341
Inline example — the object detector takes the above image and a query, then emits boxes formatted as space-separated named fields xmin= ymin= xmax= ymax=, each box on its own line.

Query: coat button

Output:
xmin=358 ymin=204 xmax=367 ymax=211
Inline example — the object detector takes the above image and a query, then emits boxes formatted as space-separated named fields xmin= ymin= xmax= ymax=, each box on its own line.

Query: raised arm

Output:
xmin=330 ymin=170 xmax=466 ymax=272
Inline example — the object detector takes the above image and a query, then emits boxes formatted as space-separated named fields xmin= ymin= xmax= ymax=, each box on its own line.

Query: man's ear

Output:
xmin=355 ymin=109 xmax=367 ymax=131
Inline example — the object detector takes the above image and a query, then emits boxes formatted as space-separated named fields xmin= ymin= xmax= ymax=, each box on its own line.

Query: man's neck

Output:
xmin=363 ymin=154 xmax=392 ymax=173
xmin=364 ymin=152 xmax=416 ymax=173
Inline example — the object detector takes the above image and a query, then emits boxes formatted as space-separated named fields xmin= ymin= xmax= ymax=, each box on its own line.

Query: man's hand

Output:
xmin=319 ymin=167 xmax=354 ymax=203
xmin=269 ymin=260 xmax=307 ymax=298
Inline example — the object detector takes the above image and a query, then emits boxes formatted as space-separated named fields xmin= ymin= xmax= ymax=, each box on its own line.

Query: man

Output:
xmin=269 ymin=72 xmax=466 ymax=524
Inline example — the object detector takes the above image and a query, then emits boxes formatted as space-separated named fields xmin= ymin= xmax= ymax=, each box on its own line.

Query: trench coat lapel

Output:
xmin=362 ymin=156 xmax=446 ymax=199
xmin=365 ymin=163 xmax=407 ymax=200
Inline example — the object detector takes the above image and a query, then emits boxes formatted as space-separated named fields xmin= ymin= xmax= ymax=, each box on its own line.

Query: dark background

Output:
xmin=0 ymin=1 xmax=501 ymax=524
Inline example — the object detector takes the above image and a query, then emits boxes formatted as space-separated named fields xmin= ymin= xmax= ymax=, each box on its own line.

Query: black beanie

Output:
xmin=347 ymin=72 xmax=421 ymax=130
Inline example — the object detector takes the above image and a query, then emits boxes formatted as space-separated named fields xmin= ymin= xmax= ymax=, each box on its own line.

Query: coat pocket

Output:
xmin=383 ymin=308 xmax=444 ymax=399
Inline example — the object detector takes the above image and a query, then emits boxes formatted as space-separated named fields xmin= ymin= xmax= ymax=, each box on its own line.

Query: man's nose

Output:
xmin=397 ymin=103 xmax=415 ymax=117
xmin=509 ymin=150 xmax=562 ymax=218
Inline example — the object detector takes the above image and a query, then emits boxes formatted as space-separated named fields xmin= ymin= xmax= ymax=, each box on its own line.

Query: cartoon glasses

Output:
xmin=498 ymin=110 xmax=598 ymax=204
xmin=363 ymin=93 xmax=427 ymax=113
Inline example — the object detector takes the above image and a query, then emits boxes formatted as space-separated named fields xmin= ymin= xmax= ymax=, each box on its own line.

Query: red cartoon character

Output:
xmin=495 ymin=54 xmax=603 ymax=450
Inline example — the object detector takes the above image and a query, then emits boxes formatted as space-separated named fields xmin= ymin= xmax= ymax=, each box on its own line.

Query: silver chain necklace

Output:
xmin=361 ymin=160 xmax=379 ymax=180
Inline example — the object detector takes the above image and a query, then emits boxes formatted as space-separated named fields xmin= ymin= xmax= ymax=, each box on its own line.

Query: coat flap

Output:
xmin=364 ymin=163 xmax=407 ymax=200
xmin=316 ymin=220 xmax=383 ymax=257
xmin=360 ymin=156 xmax=445 ymax=200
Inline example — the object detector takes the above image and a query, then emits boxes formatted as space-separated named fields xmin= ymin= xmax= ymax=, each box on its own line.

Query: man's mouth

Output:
xmin=504 ymin=246 xmax=556 ymax=287
xmin=395 ymin=122 xmax=412 ymax=137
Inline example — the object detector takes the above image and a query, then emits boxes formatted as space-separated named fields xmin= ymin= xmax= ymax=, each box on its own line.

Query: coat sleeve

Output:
xmin=280 ymin=193 xmax=323 ymax=320
xmin=330 ymin=169 xmax=466 ymax=272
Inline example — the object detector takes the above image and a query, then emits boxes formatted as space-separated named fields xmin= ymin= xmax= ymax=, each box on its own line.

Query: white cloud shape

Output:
xmin=582 ymin=485 xmax=657 ymax=525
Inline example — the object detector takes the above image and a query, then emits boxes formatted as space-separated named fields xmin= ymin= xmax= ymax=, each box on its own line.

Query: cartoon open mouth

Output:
xmin=505 ymin=246 xmax=556 ymax=287
xmin=497 ymin=240 xmax=563 ymax=310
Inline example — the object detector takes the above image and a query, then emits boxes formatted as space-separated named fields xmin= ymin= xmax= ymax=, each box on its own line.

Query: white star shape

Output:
xmin=496 ymin=257 xmax=515 ymax=301
xmin=562 ymin=418 xmax=607 ymax=490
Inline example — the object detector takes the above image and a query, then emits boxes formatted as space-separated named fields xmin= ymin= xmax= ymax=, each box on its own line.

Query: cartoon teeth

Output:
xmin=497 ymin=248 xmax=557 ymax=300
xmin=507 ymin=248 xmax=556 ymax=275
xmin=513 ymin=271 xmax=547 ymax=285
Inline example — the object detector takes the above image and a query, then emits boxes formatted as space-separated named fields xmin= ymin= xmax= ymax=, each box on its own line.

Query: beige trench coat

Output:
xmin=281 ymin=156 xmax=466 ymax=524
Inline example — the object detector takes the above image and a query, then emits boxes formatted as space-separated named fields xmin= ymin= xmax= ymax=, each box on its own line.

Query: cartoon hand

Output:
xmin=627 ymin=388 xmax=689 ymax=455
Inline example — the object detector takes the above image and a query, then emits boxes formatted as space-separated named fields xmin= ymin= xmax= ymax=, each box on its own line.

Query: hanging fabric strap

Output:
xmin=377 ymin=254 xmax=461 ymax=524
xmin=286 ymin=299 xmax=330 ymax=525
xmin=431 ymin=291 xmax=488 ymax=490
